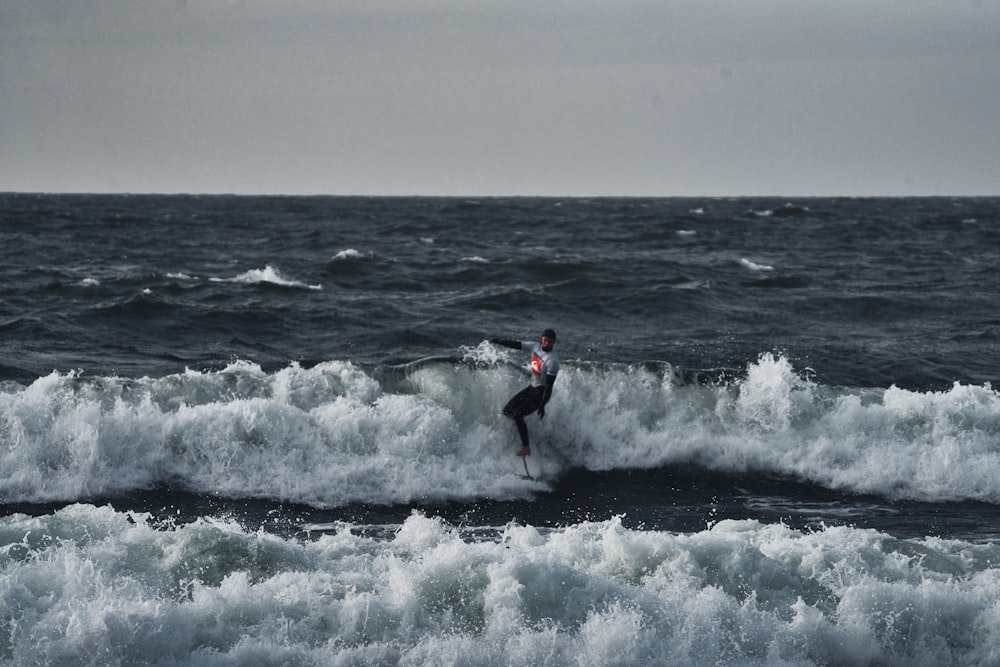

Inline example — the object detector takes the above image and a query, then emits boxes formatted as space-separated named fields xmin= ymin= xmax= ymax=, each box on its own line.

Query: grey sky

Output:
xmin=2 ymin=0 xmax=998 ymax=196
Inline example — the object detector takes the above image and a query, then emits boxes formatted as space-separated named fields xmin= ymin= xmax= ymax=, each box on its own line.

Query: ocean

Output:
xmin=2 ymin=193 xmax=1000 ymax=665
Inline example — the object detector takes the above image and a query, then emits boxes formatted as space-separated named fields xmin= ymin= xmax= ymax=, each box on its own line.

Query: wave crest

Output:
xmin=3 ymin=352 xmax=1000 ymax=506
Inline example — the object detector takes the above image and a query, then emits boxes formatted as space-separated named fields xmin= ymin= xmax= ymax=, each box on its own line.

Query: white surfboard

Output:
xmin=511 ymin=443 xmax=543 ymax=479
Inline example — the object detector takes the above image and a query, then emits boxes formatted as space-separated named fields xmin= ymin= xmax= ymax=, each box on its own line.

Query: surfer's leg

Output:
xmin=502 ymin=387 xmax=542 ymax=450
xmin=502 ymin=387 xmax=534 ymax=419
xmin=512 ymin=414 xmax=530 ymax=448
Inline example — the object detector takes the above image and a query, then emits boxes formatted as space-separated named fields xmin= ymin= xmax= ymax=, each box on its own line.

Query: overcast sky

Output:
xmin=2 ymin=0 xmax=998 ymax=196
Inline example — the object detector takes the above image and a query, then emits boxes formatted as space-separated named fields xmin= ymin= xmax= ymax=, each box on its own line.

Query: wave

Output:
xmin=750 ymin=203 xmax=815 ymax=218
xmin=3 ymin=350 xmax=1000 ymax=508
xmin=2 ymin=505 xmax=999 ymax=665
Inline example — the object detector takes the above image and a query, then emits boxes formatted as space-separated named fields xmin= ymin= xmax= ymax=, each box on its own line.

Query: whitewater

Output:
xmin=6 ymin=506 xmax=1000 ymax=666
xmin=4 ymin=349 xmax=1000 ymax=509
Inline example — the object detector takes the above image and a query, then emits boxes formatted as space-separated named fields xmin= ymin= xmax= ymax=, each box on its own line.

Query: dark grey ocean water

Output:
xmin=4 ymin=194 xmax=998 ymax=387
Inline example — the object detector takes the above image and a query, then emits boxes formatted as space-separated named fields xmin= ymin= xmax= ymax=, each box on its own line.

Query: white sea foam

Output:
xmin=740 ymin=258 xmax=774 ymax=271
xmin=211 ymin=265 xmax=322 ymax=290
xmin=3 ymin=352 xmax=1000 ymax=506
xmin=1 ymin=505 xmax=998 ymax=666
xmin=331 ymin=248 xmax=370 ymax=261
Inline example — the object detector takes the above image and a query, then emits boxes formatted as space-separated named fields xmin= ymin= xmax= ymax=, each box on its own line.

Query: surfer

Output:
xmin=490 ymin=328 xmax=560 ymax=457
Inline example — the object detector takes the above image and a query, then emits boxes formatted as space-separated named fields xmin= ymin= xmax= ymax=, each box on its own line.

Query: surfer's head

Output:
xmin=541 ymin=328 xmax=557 ymax=351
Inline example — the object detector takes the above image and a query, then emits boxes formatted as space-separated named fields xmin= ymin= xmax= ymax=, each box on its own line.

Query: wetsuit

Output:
xmin=493 ymin=339 xmax=560 ymax=449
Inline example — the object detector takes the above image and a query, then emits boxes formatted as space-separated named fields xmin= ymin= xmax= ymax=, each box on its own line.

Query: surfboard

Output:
xmin=512 ymin=443 xmax=543 ymax=479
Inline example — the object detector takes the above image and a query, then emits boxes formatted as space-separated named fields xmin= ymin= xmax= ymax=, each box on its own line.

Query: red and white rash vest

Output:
xmin=522 ymin=341 xmax=560 ymax=388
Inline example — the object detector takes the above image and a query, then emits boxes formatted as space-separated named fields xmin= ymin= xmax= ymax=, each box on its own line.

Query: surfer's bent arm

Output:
xmin=490 ymin=339 xmax=522 ymax=350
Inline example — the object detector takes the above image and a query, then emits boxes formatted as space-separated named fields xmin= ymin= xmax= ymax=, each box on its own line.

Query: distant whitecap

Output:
xmin=740 ymin=258 xmax=774 ymax=272
xmin=212 ymin=265 xmax=322 ymax=290
xmin=332 ymin=248 xmax=369 ymax=261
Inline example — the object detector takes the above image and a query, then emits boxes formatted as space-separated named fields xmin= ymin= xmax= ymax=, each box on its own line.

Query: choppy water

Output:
xmin=2 ymin=193 xmax=1000 ymax=665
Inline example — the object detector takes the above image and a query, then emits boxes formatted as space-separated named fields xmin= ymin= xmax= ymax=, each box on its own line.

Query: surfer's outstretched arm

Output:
xmin=490 ymin=339 xmax=522 ymax=350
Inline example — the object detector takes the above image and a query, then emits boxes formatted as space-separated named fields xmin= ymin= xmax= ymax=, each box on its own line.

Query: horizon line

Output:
xmin=3 ymin=190 xmax=998 ymax=199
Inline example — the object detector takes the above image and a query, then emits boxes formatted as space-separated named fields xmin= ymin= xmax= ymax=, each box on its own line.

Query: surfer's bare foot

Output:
xmin=516 ymin=447 xmax=531 ymax=457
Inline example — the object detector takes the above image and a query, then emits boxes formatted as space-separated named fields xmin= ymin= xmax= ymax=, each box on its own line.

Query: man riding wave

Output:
xmin=490 ymin=328 xmax=559 ymax=457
